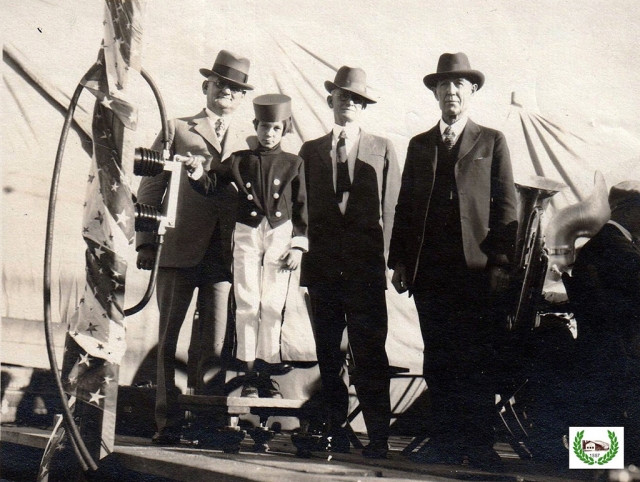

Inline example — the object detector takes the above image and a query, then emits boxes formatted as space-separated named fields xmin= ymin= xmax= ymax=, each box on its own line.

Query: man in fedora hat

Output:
xmin=565 ymin=180 xmax=640 ymax=465
xmin=388 ymin=52 xmax=518 ymax=471
xmin=299 ymin=66 xmax=401 ymax=459
xmin=136 ymin=49 xmax=254 ymax=444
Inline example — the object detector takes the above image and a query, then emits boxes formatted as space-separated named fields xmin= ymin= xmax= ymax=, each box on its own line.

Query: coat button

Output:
xmin=275 ymin=211 xmax=282 ymax=217
xmin=273 ymin=179 xmax=280 ymax=186
xmin=246 ymin=182 xmax=251 ymax=188
xmin=250 ymin=211 xmax=257 ymax=217
xmin=247 ymin=194 xmax=254 ymax=201
xmin=273 ymin=192 xmax=280 ymax=199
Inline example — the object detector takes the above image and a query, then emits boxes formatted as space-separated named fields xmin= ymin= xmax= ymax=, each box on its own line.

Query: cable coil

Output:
xmin=44 ymin=64 xmax=169 ymax=472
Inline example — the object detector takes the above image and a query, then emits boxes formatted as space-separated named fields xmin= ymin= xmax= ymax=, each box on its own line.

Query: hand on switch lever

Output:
xmin=175 ymin=151 xmax=205 ymax=175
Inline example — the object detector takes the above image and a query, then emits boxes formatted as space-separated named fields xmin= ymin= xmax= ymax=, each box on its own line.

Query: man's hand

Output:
xmin=489 ymin=265 xmax=510 ymax=294
xmin=136 ymin=246 xmax=157 ymax=270
xmin=281 ymin=249 xmax=303 ymax=271
xmin=175 ymin=151 xmax=205 ymax=175
xmin=391 ymin=263 xmax=408 ymax=294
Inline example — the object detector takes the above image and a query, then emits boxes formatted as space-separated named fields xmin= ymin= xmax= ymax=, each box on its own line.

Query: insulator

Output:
xmin=134 ymin=147 xmax=165 ymax=177
xmin=134 ymin=203 xmax=162 ymax=232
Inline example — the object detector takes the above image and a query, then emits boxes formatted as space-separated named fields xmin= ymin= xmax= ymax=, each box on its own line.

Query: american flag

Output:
xmin=39 ymin=2 xmax=146 ymax=479
xmin=70 ymin=0 xmax=146 ymax=365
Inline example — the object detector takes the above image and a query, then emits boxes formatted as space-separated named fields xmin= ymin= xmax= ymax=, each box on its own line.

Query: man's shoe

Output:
xmin=258 ymin=376 xmax=283 ymax=399
xmin=466 ymin=446 xmax=504 ymax=472
xmin=409 ymin=439 xmax=463 ymax=465
xmin=151 ymin=429 xmax=181 ymax=445
xmin=362 ymin=440 xmax=389 ymax=459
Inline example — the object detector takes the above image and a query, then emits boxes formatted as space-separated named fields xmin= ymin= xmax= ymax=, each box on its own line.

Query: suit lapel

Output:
xmin=318 ymin=132 xmax=333 ymax=170
xmin=221 ymin=120 xmax=240 ymax=162
xmin=315 ymin=133 xmax=342 ymax=216
xmin=192 ymin=111 xmax=222 ymax=155
xmin=354 ymin=130 xmax=372 ymax=180
xmin=427 ymin=124 xmax=439 ymax=173
xmin=456 ymin=118 xmax=481 ymax=162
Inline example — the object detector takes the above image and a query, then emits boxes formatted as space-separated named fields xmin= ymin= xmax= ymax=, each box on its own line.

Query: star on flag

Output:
xmin=79 ymin=353 xmax=92 ymax=367
xmin=89 ymin=390 xmax=106 ymax=405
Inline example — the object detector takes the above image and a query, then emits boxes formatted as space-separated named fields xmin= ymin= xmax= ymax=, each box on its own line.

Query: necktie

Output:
xmin=442 ymin=125 xmax=456 ymax=151
xmin=336 ymin=130 xmax=350 ymax=202
xmin=215 ymin=117 xmax=227 ymax=140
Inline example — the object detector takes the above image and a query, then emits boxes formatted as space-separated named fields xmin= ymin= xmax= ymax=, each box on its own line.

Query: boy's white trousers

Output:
xmin=233 ymin=218 xmax=292 ymax=363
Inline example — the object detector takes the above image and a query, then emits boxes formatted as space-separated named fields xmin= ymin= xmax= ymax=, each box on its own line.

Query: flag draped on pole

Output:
xmin=69 ymin=0 xmax=146 ymax=363
xmin=39 ymin=2 xmax=147 ymax=479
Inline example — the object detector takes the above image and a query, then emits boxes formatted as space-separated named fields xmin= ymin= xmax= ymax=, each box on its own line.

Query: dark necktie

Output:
xmin=442 ymin=125 xmax=456 ymax=152
xmin=336 ymin=130 xmax=350 ymax=202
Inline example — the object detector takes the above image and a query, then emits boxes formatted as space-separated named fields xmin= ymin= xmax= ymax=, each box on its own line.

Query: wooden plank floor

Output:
xmin=1 ymin=425 xmax=611 ymax=482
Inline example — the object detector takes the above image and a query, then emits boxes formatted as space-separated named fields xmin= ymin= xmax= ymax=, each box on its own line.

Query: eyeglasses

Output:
xmin=208 ymin=78 xmax=244 ymax=94
xmin=334 ymin=91 xmax=366 ymax=105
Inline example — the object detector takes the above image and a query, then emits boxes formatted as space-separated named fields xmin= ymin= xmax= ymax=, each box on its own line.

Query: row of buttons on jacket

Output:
xmin=249 ymin=211 xmax=283 ymax=217
xmin=245 ymin=179 xmax=283 ymax=218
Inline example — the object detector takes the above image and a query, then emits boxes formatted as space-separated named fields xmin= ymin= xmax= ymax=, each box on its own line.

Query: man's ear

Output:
xmin=432 ymin=88 xmax=439 ymax=101
xmin=327 ymin=95 xmax=333 ymax=109
xmin=471 ymin=83 xmax=478 ymax=95
xmin=202 ymin=80 xmax=208 ymax=95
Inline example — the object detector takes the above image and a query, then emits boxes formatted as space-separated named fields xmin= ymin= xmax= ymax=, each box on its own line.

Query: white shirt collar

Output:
xmin=204 ymin=107 xmax=221 ymax=122
xmin=332 ymin=123 xmax=360 ymax=141
xmin=607 ymin=220 xmax=633 ymax=242
xmin=439 ymin=116 xmax=468 ymax=137
xmin=204 ymin=107 xmax=233 ymax=125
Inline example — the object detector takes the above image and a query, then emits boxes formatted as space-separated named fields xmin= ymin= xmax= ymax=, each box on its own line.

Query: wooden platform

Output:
xmin=179 ymin=395 xmax=306 ymax=409
xmin=179 ymin=395 xmax=306 ymax=418
xmin=1 ymin=425 xmax=608 ymax=482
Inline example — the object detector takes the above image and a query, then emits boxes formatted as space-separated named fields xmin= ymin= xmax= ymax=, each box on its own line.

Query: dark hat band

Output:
xmin=611 ymin=196 xmax=640 ymax=211
xmin=212 ymin=64 xmax=249 ymax=84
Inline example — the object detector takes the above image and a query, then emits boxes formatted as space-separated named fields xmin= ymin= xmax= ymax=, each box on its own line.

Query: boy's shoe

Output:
xmin=241 ymin=381 xmax=259 ymax=398
xmin=258 ymin=376 xmax=283 ymax=399
xmin=319 ymin=429 xmax=351 ymax=453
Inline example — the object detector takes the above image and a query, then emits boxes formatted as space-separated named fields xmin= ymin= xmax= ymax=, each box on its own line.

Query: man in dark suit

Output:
xmin=566 ymin=181 xmax=640 ymax=465
xmin=388 ymin=52 xmax=518 ymax=471
xmin=136 ymin=50 xmax=254 ymax=444
xmin=299 ymin=66 xmax=401 ymax=459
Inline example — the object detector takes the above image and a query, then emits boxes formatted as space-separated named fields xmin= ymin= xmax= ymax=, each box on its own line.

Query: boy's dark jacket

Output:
xmin=189 ymin=144 xmax=308 ymax=247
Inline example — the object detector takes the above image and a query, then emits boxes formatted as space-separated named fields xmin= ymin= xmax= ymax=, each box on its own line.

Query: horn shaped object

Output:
xmin=545 ymin=171 xmax=610 ymax=281
xmin=508 ymin=176 xmax=566 ymax=331
xmin=514 ymin=176 xmax=568 ymax=270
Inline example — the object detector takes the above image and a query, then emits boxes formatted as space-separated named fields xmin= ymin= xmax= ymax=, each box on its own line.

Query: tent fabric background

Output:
xmin=3 ymin=0 xmax=640 ymax=396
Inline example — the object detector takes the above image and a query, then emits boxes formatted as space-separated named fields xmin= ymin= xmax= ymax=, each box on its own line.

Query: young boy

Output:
xmin=180 ymin=94 xmax=308 ymax=398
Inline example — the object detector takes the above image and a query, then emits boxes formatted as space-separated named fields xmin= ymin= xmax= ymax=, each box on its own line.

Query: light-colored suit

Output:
xmin=136 ymin=109 xmax=252 ymax=434
xmin=137 ymin=109 xmax=252 ymax=268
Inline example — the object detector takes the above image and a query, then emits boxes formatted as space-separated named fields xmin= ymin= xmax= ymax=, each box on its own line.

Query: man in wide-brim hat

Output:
xmin=298 ymin=66 xmax=401 ymax=459
xmin=389 ymin=52 xmax=518 ymax=471
xmin=136 ymin=49 xmax=254 ymax=445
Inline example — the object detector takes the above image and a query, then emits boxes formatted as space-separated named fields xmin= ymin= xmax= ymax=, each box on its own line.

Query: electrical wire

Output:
xmin=123 ymin=67 xmax=169 ymax=316
xmin=44 ymin=62 xmax=101 ymax=471
xmin=44 ymin=65 xmax=169 ymax=472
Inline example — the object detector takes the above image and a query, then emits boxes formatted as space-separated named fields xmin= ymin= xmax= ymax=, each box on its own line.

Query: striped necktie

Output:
xmin=215 ymin=117 xmax=227 ymax=140
xmin=442 ymin=125 xmax=456 ymax=151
